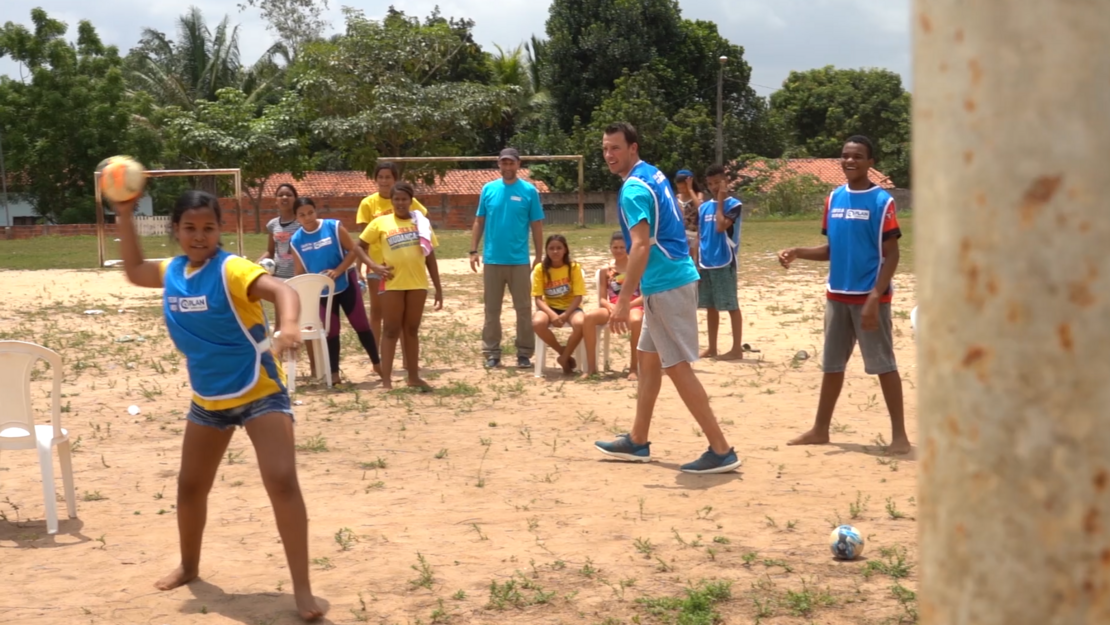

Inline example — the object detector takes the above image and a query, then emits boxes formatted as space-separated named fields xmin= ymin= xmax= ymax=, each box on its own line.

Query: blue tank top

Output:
xmin=825 ymin=185 xmax=894 ymax=295
xmin=163 ymin=250 xmax=272 ymax=400
xmin=290 ymin=219 xmax=349 ymax=294
xmin=618 ymin=161 xmax=690 ymax=261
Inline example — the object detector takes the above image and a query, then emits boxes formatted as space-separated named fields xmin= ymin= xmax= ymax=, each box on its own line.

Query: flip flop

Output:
xmin=742 ymin=343 xmax=761 ymax=353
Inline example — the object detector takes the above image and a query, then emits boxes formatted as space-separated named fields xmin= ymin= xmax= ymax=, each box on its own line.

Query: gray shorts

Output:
xmin=638 ymin=281 xmax=700 ymax=369
xmin=822 ymin=299 xmax=898 ymax=375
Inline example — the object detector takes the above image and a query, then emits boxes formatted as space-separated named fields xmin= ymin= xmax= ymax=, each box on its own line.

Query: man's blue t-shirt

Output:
xmin=477 ymin=178 xmax=544 ymax=265
xmin=620 ymin=183 xmax=699 ymax=296
xmin=697 ymin=197 xmax=743 ymax=270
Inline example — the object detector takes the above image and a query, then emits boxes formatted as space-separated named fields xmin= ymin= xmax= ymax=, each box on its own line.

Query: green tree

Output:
xmin=770 ymin=66 xmax=911 ymax=186
xmin=239 ymin=0 xmax=330 ymax=60
xmin=292 ymin=7 xmax=516 ymax=178
xmin=160 ymin=88 xmax=313 ymax=231
xmin=0 ymin=9 xmax=160 ymax=223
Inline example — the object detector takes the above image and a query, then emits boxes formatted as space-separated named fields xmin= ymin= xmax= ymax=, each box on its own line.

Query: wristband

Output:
xmin=469 ymin=250 xmax=478 ymax=255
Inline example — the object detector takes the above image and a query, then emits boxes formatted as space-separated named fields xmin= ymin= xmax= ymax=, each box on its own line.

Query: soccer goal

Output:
xmin=387 ymin=155 xmax=586 ymax=226
xmin=93 ymin=168 xmax=244 ymax=268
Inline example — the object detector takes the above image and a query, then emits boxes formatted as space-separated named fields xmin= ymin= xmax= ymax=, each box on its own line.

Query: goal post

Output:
xmin=93 ymin=168 xmax=244 ymax=268
xmin=386 ymin=155 xmax=586 ymax=226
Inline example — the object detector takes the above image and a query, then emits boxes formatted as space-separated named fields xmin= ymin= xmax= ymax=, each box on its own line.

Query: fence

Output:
xmin=544 ymin=203 xmax=607 ymax=226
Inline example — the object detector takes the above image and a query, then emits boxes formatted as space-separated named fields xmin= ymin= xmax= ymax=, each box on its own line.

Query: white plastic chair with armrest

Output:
xmin=283 ymin=274 xmax=336 ymax=391
xmin=0 ymin=341 xmax=76 ymax=534
xmin=533 ymin=265 xmax=590 ymax=378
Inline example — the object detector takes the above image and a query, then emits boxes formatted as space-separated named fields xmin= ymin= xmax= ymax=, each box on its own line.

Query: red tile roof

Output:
xmin=263 ymin=169 xmax=550 ymax=198
xmin=737 ymin=158 xmax=895 ymax=190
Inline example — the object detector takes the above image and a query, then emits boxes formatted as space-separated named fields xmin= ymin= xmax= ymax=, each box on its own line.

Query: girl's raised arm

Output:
xmin=114 ymin=199 xmax=164 ymax=289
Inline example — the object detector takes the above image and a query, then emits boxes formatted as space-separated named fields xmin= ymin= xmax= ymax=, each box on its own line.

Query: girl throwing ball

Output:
xmin=113 ymin=190 xmax=323 ymax=621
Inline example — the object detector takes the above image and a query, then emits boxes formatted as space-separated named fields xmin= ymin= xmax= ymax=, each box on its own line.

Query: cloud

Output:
xmin=1 ymin=0 xmax=911 ymax=95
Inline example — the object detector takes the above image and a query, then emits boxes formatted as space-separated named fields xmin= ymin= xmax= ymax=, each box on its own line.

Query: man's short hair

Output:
xmin=603 ymin=122 xmax=639 ymax=147
xmin=844 ymin=135 xmax=875 ymax=159
xmin=705 ymin=164 xmax=727 ymax=178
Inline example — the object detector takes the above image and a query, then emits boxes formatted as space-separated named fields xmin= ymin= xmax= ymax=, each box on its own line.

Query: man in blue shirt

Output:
xmin=469 ymin=148 xmax=545 ymax=369
xmin=697 ymin=164 xmax=746 ymax=360
xmin=594 ymin=122 xmax=742 ymax=474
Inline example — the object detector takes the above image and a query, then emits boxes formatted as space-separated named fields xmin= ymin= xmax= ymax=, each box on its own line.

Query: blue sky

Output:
xmin=1 ymin=0 xmax=911 ymax=94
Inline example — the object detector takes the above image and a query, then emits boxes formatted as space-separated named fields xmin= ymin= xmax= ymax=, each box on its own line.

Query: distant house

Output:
xmin=262 ymin=169 xmax=550 ymax=198
xmin=736 ymin=158 xmax=895 ymax=191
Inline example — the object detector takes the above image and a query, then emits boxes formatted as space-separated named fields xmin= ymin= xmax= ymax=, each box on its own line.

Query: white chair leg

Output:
xmin=285 ymin=350 xmax=297 ymax=394
xmin=573 ymin=340 xmax=587 ymax=370
xmin=602 ymin=328 xmax=612 ymax=371
xmin=319 ymin=338 xmax=333 ymax=388
xmin=534 ymin=334 xmax=546 ymax=378
xmin=37 ymin=445 xmax=59 ymax=535
xmin=57 ymin=439 xmax=76 ymax=519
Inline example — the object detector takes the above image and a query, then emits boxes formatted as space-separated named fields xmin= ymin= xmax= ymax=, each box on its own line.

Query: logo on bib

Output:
xmin=177 ymin=296 xmax=209 ymax=312
xmin=845 ymin=209 xmax=870 ymax=220
xmin=511 ymin=195 xmax=523 ymax=202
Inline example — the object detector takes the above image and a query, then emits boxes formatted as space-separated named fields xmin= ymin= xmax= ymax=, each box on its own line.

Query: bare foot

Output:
xmin=372 ymin=363 xmax=382 ymax=377
xmin=887 ymin=437 xmax=913 ymax=455
xmin=406 ymin=378 xmax=432 ymax=392
xmin=295 ymin=587 xmax=325 ymax=621
xmin=154 ymin=564 xmax=198 ymax=591
xmin=579 ymin=371 xmax=596 ymax=380
xmin=381 ymin=379 xmax=393 ymax=391
xmin=718 ymin=349 xmax=745 ymax=361
xmin=699 ymin=348 xmax=717 ymax=358
xmin=557 ymin=354 xmax=576 ymax=374
xmin=627 ymin=370 xmax=638 ymax=382
xmin=786 ymin=429 xmax=830 ymax=446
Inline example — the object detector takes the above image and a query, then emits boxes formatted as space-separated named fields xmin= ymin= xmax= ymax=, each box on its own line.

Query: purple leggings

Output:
xmin=319 ymin=269 xmax=379 ymax=373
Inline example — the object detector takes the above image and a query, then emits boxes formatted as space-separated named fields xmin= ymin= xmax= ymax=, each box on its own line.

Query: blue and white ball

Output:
xmin=259 ymin=258 xmax=277 ymax=275
xmin=829 ymin=525 xmax=865 ymax=560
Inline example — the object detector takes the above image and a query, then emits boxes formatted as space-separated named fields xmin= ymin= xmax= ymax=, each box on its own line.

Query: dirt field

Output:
xmin=0 ymin=257 xmax=919 ymax=625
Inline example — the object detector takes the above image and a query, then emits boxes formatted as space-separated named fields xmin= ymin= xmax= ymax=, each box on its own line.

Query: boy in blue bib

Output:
xmin=696 ymin=164 xmax=746 ymax=360
xmin=112 ymin=190 xmax=324 ymax=620
xmin=777 ymin=135 xmax=910 ymax=456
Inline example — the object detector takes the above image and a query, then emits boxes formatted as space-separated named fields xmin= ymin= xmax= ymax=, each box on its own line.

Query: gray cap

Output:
xmin=498 ymin=148 xmax=521 ymax=162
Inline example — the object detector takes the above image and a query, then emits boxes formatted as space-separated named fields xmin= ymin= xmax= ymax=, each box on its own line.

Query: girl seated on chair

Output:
xmin=582 ymin=231 xmax=645 ymax=380
xmin=290 ymin=197 xmax=386 ymax=383
xmin=531 ymin=234 xmax=588 ymax=375
xmin=112 ymin=190 xmax=323 ymax=621
xmin=359 ymin=182 xmax=443 ymax=391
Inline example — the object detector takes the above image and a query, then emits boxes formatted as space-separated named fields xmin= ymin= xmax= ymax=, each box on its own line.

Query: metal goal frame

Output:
xmin=386 ymin=155 xmax=586 ymax=226
xmin=93 ymin=168 xmax=244 ymax=268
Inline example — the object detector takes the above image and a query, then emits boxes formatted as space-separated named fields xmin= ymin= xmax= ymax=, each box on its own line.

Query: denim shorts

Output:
xmin=187 ymin=392 xmax=295 ymax=431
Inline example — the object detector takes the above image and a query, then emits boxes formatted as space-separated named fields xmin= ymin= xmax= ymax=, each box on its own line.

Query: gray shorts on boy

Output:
xmin=697 ymin=264 xmax=739 ymax=311
xmin=638 ymin=281 xmax=700 ymax=369
xmin=821 ymin=299 xmax=898 ymax=375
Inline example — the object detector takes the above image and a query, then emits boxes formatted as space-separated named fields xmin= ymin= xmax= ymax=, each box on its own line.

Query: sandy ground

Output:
xmin=0 ymin=262 xmax=920 ymax=625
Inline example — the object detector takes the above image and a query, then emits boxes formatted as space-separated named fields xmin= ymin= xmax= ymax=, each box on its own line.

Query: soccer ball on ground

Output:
xmin=259 ymin=258 xmax=277 ymax=275
xmin=98 ymin=156 xmax=147 ymax=203
xmin=829 ymin=525 xmax=865 ymax=560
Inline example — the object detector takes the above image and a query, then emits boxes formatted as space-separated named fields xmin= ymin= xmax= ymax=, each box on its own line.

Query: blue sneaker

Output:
xmin=680 ymin=447 xmax=742 ymax=474
xmin=595 ymin=434 xmax=651 ymax=463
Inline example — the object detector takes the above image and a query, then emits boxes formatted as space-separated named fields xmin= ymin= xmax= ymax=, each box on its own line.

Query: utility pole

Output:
xmin=915 ymin=1 xmax=1110 ymax=623
xmin=715 ymin=56 xmax=727 ymax=165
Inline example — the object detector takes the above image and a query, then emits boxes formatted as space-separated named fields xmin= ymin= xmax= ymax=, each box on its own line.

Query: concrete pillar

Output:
xmin=914 ymin=1 xmax=1110 ymax=623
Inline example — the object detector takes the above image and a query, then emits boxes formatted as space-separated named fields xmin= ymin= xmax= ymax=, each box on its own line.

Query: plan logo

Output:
xmin=174 ymin=296 xmax=209 ymax=313
xmin=845 ymin=209 xmax=870 ymax=220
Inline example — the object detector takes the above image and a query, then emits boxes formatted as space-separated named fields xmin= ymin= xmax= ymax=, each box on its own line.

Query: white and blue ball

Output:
xmin=259 ymin=258 xmax=277 ymax=275
xmin=829 ymin=525 xmax=865 ymax=560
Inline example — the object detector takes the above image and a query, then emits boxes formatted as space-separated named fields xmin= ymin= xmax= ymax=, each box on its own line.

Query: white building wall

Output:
xmin=0 ymin=194 xmax=154 ymax=226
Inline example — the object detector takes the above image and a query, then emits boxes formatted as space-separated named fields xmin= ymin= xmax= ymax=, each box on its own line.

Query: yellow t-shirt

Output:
xmin=359 ymin=213 xmax=439 ymax=291
xmin=159 ymin=255 xmax=286 ymax=410
xmin=532 ymin=261 xmax=587 ymax=311
xmin=357 ymin=193 xmax=428 ymax=264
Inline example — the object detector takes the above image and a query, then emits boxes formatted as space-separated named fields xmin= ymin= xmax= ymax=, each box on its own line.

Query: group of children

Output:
xmin=259 ymin=165 xmax=443 ymax=391
xmin=103 ymin=133 xmax=906 ymax=622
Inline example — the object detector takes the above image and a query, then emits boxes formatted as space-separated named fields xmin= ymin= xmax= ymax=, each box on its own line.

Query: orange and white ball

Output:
xmin=98 ymin=156 xmax=147 ymax=203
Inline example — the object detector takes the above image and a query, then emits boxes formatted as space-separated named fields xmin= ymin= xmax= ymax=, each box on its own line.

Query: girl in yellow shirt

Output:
xmin=360 ymin=182 xmax=443 ymax=390
xmin=531 ymin=234 xmax=587 ymax=374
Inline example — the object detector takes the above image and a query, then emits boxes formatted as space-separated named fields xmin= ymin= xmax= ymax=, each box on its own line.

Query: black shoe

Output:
xmin=485 ymin=357 xmax=501 ymax=368
xmin=517 ymin=356 xmax=532 ymax=369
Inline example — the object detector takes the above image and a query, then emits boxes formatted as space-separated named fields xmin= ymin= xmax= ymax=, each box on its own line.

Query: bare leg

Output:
xmin=700 ymin=309 xmax=719 ymax=358
xmin=557 ymin=311 xmax=586 ymax=374
xmin=367 ymin=279 xmax=383 ymax=346
xmin=532 ymin=312 xmax=565 ymax=354
xmin=879 ymin=371 xmax=911 ymax=454
xmin=155 ymin=420 xmax=234 ymax=590
xmin=581 ymin=308 xmax=609 ymax=376
xmin=787 ymin=371 xmax=844 ymax=446
xmin=628 ymin=350 xmax=663 ymax=446
xmin=628 ymin=308 xmax=644 ymax=381
xmin=401 ymin=290 xmax=429 ymax=390
xmin=664 ymin=361 xmax=732 ymax=455
xmin=244 ymin=413 xmax=324 ymax=621
xmin=379 ymin=290 xmax=406 ymax=391
xmin=719 ymin=309 xmax=746 ymax=360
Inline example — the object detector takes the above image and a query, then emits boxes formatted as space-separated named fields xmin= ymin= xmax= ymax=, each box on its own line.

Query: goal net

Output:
xmin=93 ymin=168 xmax=244 ymax=268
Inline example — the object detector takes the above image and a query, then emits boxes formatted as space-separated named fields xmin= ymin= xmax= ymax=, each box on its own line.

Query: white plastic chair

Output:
xmin=534 ymin=265 xmax=592 ymax=377
xmin=910 ymin=305 xmax=919 ymax=341
xmin=0 ymin=341 xmax=76 ymax=534
xmin=284 ymin=274 xmax=336 ymax=392
xmin=595 ymin=268 xmax=613 ymax=372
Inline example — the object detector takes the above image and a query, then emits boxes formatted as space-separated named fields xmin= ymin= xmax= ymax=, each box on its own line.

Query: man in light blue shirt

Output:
xmin=469 ymin=148 xmax=545 ymax=368
xmin=593 ymin=122 xmax=742 ymax=475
